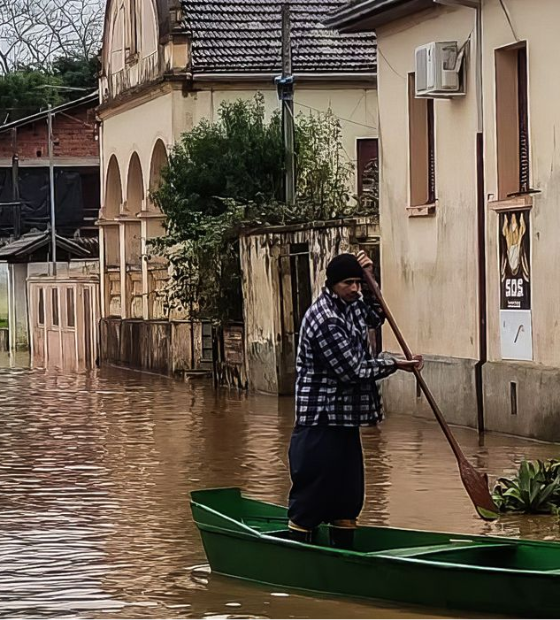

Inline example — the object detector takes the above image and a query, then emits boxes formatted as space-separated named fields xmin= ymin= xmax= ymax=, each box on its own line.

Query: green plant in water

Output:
xmin=492 ymin=459 xmax=560 ymax=514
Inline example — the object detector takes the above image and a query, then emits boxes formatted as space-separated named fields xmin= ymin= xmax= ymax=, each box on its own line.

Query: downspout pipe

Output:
xmin=473 ymin=4 xmax=487 ymax=436
xmin=436 ymin=0 xmax=486 ymax=433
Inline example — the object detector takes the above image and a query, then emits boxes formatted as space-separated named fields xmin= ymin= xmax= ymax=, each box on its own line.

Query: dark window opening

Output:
xmin=52 ymin=289 xmax=59 ymax=326
xmin=357 ymin=138 xmax=379 ymax=213
xmin=510 ymin=381 xmax=518 ymax=416
xmin=67 ymin=288 xmax=75 ymax=327
xmin=38 ymin=289 xmax=45 ymax=325
xmin=201 ymin=322 xmax=213 ymax=363
xmin=289 ymin=243 xmax=312 ymax=342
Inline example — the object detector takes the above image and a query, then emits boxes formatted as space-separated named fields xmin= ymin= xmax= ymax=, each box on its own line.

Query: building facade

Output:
xmin=98 ymin=0 xmax=380 ymax=375
xmin=328 ymin=0 xmax=560 ymax=440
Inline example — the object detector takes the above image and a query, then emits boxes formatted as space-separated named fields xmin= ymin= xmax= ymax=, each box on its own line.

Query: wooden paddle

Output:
xmin=362 ymin=268 xmax=499 ymax=521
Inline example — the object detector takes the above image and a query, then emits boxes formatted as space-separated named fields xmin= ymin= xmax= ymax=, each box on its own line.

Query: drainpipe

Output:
xmin=436 ymin=0 xmax=486 ymax=433
xmin=473 ymin=4 xmax=487 ymax=436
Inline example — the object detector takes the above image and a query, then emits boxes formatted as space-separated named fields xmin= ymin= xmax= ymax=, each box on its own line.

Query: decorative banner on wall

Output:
xmin=499 ymin=210 xmax=532 ymax=361
xmin=499 ymin=210 xmax=531 ymax=310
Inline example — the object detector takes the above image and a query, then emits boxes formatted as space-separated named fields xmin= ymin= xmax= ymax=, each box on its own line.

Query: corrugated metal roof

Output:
xmin=0 ymin=232 xmax=92 ymax=259
xmin=182 ymin=1 xmax=377 ymax=74
xmin=0 ymin=92 xmax=98 ymax=133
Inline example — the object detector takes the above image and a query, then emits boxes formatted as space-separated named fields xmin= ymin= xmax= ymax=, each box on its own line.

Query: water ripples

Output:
xmin=0 ymin=366 xmax=557 ymax=617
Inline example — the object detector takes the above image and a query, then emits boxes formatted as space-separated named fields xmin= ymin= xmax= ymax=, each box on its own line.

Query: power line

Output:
xmin=284 ymin=103 xmax=357 ymax=166
xmin=377 ymin=45 xmax=406 ymax=81
xmin=293 ymin=100 xmax=377 ymax=130
xmin=499 ymin=0 xmax=520 ymax=42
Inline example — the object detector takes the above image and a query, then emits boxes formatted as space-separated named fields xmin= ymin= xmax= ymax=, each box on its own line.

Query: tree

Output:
xmin=151 ymin=94 xmax=365 ymax=324
xmin=0 ymin=56 xmax=99 ymax=123
xmin=0 ymin=70 xmax=63 ymax=123
xmin=52 ymin=56 xmax=101 ymax=92
xmin=0 ymin=0 xmax=104 ymax=74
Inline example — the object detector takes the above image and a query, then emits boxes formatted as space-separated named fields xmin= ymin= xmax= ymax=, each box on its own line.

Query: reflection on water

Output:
xmin=0 ymin=365 xmax=557 ymax=618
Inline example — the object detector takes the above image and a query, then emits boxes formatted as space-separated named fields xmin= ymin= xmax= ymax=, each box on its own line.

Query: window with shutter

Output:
xmin=496 ymin=42 xmax=531 ymax=200
xmin=408 ymin=74 xmax=436 ymax=207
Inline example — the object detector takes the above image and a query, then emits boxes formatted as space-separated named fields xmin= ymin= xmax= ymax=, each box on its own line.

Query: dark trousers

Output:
xmin=288 ymin=425 xmax=364 ymax=531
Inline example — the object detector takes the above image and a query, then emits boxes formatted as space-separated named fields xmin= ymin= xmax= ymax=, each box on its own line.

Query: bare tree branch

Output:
xmin=0 ymin=0 xmax=104 ymax=72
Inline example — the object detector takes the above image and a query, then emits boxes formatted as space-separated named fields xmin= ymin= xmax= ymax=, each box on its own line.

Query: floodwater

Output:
xmin=0 ymin=362 xmax=558 ymax=619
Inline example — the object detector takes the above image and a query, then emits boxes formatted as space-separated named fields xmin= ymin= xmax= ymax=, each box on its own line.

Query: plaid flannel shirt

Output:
xmin=295 ymin=287 xmax=397 ymax=427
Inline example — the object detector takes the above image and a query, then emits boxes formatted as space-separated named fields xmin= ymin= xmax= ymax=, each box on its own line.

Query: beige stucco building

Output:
xmin=97 ymin=0 xmax=381 ymax=375
xmin=327 ymin=0 xmax=560 ymax=440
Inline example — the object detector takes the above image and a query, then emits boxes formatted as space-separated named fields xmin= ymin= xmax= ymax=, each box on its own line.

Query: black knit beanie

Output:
xmin=326 ymin=253 xmax=363 ymax=287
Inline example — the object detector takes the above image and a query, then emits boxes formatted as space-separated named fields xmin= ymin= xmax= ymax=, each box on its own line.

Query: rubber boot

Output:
xmin=288 ymin=522 xmax=314 ymax=544
xmin=329 ymin=527 xmax=355 ymax=549
xmin=330 ymin=519 xmax=357 ymax=550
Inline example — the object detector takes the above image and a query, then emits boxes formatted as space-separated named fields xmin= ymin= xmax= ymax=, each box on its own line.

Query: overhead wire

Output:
xmin=498 ymin=0 xmax=520 ymax=42
xmin=292 ymin=100 xmax=377 ymax=131
xmin=284 ymin=101 xmax=358 ymax=165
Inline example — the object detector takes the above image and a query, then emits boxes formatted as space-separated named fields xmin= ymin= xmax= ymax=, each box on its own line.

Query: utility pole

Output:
xmin=47 ymin=105 xmax=57 ymax=276
xmin=279 ymin=3 xmax=296 ymax=205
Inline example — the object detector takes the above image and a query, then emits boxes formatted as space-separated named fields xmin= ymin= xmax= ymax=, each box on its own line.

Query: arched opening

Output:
xmin=146 ymin=139 xmax=169 ymax=318
xmin=126 ymin=152 xmax=144 ymax=215
xmin=141 ymin=0 xmax=158 ymax=58
xmin=110 ymin=2 xmax=125 ymax=74
xmin=104 ymin=155 xmax=122 ymax=219
xmin=148 ymin=139 xmax=168 ymax=212
xmin=102 ymin=156 xmax=122 ymax=317
xmin=124 ymin=153 xmax=143 ymax=318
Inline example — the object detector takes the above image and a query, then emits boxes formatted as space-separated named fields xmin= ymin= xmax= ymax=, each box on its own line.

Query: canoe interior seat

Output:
xmin=373 ymin=542 xmax=514 ymax=559
xmin=380 ymin=542 xmax=560 ymax=571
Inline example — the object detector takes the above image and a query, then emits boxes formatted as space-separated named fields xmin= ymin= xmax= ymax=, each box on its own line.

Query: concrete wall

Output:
xmin=377 ymin=5 xmax=479 ymax=360
xmin=480 ymin=0 xmax=560 ymax=436
xmin=99 ymin=317 xmax=205 ymax=378
xmin=240 ymin=218 xmax=379 ymax=393
xmin=376 ymin=5 xmax=479 ymax=427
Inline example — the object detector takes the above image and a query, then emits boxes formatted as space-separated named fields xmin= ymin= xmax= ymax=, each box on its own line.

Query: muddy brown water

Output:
xmin=0 ymin=363 xmax=558 ymax=618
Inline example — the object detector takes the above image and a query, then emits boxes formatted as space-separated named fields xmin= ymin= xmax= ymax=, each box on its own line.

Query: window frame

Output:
xmin=408 ymin=73 xmax=436 ymax=208
xmin=495 ymin=41 xmax=531 ymax=201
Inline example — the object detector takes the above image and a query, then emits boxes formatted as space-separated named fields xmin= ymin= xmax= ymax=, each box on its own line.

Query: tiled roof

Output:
xmin=181 ymin=1 xmax=376 ymax=75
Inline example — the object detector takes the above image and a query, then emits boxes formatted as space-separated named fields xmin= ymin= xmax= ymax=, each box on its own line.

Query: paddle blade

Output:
xmin=458 ymin=459 xmax=500 ymax=521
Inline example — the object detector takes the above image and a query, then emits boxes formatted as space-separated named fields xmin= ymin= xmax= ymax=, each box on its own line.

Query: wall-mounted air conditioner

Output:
xmin=415 ymin=41 xmax=466 ymax=98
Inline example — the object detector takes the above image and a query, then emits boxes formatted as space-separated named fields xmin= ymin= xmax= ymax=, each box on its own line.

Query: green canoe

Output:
xmin=191 ymin=487 xmax=560 ymax=617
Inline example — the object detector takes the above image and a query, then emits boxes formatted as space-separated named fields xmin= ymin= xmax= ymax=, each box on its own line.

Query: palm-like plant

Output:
xmin=493 ymin=460 xmax=560 ymax=514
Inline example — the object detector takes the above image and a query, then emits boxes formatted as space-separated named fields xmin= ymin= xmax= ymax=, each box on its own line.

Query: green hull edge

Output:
xmin=191 ymin=488 xmax=560 ymax=617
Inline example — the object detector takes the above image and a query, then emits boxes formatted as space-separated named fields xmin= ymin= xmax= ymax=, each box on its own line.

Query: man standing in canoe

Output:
xmin=288 ymin=250 xmax=423 ymax=549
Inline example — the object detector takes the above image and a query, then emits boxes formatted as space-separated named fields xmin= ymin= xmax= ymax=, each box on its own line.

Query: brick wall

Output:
xmin=0 ymin=102 xmax=99 ymax=161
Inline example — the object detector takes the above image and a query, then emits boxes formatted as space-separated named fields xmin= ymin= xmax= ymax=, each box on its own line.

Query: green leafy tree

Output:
xmin=52 ymin=56 xmax=100 ymax=92
xmin=0 ymin=57 xmax=98 ymax=123
xmin=0 ymin=69 xmax=63 ymax=123
xmin=152 ymin=94 xmax=372 ymax=323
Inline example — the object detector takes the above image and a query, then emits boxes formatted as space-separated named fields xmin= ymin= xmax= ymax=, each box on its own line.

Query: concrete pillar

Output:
xmin=119 ymin=223 xmax=127 ymax=319
xmin=99 ymin=227 xmax=106 ymax=319
xmin=141 ymin=217 xmax=149 ymax=320
xmin=7 ymin=263 xmax=30 ymax=352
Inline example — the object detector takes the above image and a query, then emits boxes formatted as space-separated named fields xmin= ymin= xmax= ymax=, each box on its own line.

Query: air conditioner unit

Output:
xmin=415 ymin=41 xmax=465 ymax=97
